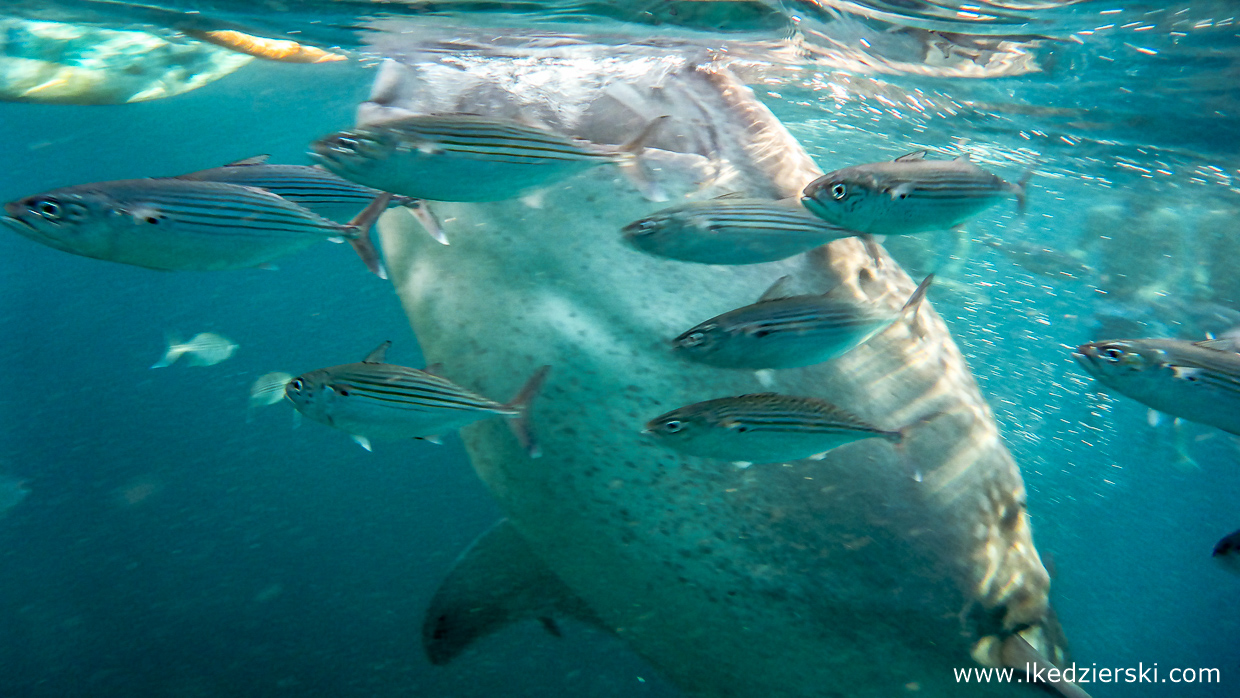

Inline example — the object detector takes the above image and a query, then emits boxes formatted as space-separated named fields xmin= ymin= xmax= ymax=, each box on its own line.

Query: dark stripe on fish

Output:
xmin=328 ymin=367 xmax=511 ymax=413
xmin=377 ymin=117 xmax=609 ymax=164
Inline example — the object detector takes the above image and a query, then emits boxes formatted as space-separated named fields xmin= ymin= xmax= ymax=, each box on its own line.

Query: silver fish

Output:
xmin=152 ymin=332 xmax=237 ymax=368
xmin=801 ymin=150 xmax=1029 ymax=235
xmin=674 ymin=274 xmax=933 ymax=369
xmin=1214 ymin=529 xmax=1240 ymax=576
xmin=2 ymin=178 xmax=390 ymax=277
xmin=285 ymin=341 xmax=550 ymax=455
xmin=1073 ymin=338 xmax=1240 ymax=435
xmin=622 ymin=195 xmax=859 ymax=265
xmin=645 ymin=393 xmax=901 ymax=464
xmin=176 ymin=155 xmax=448 ymax=245
xmin=310 ymin=113 xmax=666 ymax=202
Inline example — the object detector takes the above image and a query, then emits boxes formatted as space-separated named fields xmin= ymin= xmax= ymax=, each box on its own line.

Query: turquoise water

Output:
xmin=1 ymin=3 xmax=1238 ymax=697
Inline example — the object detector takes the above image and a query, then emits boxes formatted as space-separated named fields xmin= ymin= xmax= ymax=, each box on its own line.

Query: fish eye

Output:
xmin=332 ymin=136 xmax=362 ymax=152
xmin=830 ymin=183 xmax=847 ymax=200
xmin=662 ymin=420 xmax=683 ymax=433
xmin=36 ymin=199 xmax=61 ymax=219
xmin=1100 ymin=347 xmax=1125 ymax=362
xmin=288 ymin=378 xmax=303 ymax=392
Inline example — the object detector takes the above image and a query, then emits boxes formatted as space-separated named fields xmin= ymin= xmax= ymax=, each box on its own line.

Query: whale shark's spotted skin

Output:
xmin=373 ymin=51 xmax=1071 ymax=698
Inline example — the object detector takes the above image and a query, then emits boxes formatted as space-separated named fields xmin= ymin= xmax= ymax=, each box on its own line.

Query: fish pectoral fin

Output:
xmin=417 ymin=434 xmax=444 ymax=445
xmin=519 ymin=189 xmax=548 ymax=209
xmin=1146 ymin=409 xmax=1165 ymax=427
xmin=894 ymin=150 xmax=927 ymax=162
xmin=889 ymin=183 xmax=915 ymax=200
xmin=754 ymin=369 xmax=776 ymax=388
xmin=351 ymin=435 xmax=373 ymax=452
xmin=423 ymin=519 xmax=604 ymax=666
xmin=363 ymin=341 xmax=392 ymax=364
xmin=1170 ymin=365 xmax=1203 ymax=381
xmin=422 ymin=362 xmax=444 ymax=375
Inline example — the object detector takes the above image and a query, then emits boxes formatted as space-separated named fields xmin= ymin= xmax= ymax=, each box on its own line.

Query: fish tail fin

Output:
xmin=345 ymin=192 xmax=393 ymax=279
xmin=395 ymin=198 xmax=448 ymax=245
xmin=151 ymin=335 xmax=184 ymax=369
xmin=616 ymin=115 xmax=670 ymax=202
xmin=900 ymin=273 xmax=935 ymax=326
xmin=503 ymin=365 xmax=552 ymax=458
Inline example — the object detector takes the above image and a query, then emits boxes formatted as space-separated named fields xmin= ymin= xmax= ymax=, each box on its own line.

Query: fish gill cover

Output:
xmin=0 ymin=2 xmax=1236 ymax=698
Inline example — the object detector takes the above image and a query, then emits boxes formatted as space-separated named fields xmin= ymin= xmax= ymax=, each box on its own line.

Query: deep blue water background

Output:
xmin=0 ymin=54 xmax=1237 ymax=697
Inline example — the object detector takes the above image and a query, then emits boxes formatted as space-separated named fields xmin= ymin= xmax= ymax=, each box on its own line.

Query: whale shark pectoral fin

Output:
xmin=422 ymin=519 xmax=602 ymax=666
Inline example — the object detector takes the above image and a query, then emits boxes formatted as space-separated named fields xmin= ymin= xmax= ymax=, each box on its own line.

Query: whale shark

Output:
xmin=367 ymin=43 xmax=1084 ymax=698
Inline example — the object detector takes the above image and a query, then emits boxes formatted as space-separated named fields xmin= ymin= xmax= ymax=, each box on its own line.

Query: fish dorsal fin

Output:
xmin=713 ymin=191 xmax=749 ymax=200
xmin=758 ymin=276 xmax=795 ymax=303
xmin=363 ymin=341 xmax=392 ymax=364
xmin=225 ymin=154 xmax=271 ymax=167
xmin=1194 ymin=338 xmax=1240 ymax=353
xmin=894 ymin=150 xmax=927 ymax=162
xmin=422 ymin=519 xmax=605 ymax=665
xmin=954 ymin=153 xmax=972 ymax=162
xmin=422 ymin=362 xmax=444 ymax=375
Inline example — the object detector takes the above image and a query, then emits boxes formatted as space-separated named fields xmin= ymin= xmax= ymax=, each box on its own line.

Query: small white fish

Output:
xmin=152 ymin=332 xmax=238 ymax=368
xmin=247 ymin=371 xmax=294 ymax=421
xmin=0 ymin=474 xmax=29 ymax=516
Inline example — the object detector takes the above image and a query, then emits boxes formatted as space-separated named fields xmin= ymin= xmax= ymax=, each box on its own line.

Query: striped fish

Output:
xmin=176 ymin=155 xmax=448 ymax=244
xmin=622 ymin=195 xmax=860 ymax=265
xmin=645 ymin=393 xmax=901 ymax=464
xmin=2 ymin=178 xmax=389 ymax=276
xmin=801 ymin=150 xmax=1030 ymax=235
xmin=1073 ymin=337 xmax=1240 ymax=436
xmin=310 ymin=113 xmax=666 ymax=202
xmin=673 ymin=274 xmax=933 ymax=369
xmin=285 ymin=341 xmax=550 ymax=456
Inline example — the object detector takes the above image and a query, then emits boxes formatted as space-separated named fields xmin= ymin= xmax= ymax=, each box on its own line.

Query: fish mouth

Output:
xmin=1070 ymin=346 xmax=1100 ymax=374
xmin=0 ymin=210 xmax=36 ymax=233
xmin=2 ymin=200 xmax=31 ymax=223
xmin=799 ymin=194 xmax=828 ymax=219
